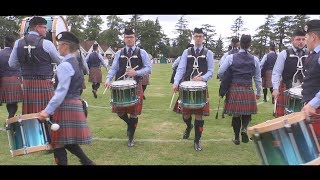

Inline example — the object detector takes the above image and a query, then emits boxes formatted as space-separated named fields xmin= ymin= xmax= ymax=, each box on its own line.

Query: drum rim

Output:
xmin=6 ymin=113 xmax=40 ymax=125
xmin=180 ymin=80 xmax=207 ymax=88
xmin=10 ymin=144 xmax=52 ymax=157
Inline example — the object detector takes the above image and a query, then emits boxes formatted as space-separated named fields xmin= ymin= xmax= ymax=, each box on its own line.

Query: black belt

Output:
xmin=23 ymin=75 xmax=53 ymax=80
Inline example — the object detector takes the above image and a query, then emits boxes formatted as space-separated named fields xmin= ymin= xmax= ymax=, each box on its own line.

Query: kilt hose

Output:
xmin=22 ymin=79 xmax=54 ymax=114
xmin=274 ymin=82 xmax=288 ymax=117
xmin=141 ymin=74 xmax=150 ymax=85
xmin=51 ymin=99 xmax=92 ymax=146
xmin=224 ymin=84 xmax=257 ymax=116
xmin=89 ymin=67 xmax=102 ymax=83
xmin=112 ymin=81 xmax=143 ymax=116
xmin=173 ymin=89 xmax=210 ymax=116
xmin=0 ymin=76 xmax=22 ymax=103
xmin=262 ymin=70 xmax=273 ymax=88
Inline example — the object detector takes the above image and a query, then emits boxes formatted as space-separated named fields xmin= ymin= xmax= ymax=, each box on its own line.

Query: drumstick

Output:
xmin=169 ymin=92 xmax=176 ymax=109
xmin=116 ymin=65 xmax=139 ymax=80
xmin=103 ymin=86 xmax=108 ymax=95
xmin=273 ymin=97 xmax=278 ymax=116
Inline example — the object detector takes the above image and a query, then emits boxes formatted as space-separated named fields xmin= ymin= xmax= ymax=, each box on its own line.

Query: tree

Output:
xmin=201 ymin=24 xmax=216 ymax=50
xmin=139 ymin=19 xmax=162 ymax=58
xmin=274 ymin=16 xmax=293 ymax=51
xmin=213 ymin=35 xmax=224 ymax=59
xmin=66 ymin=15 xmax=86 ymax=41
xmin=290 ymin=15 xmax=310 ymax=33
xmin=98 ymin=15 xmax=124 ymax=49
xmin=174 ymin=16 xmax=192 ymax=55
xmin=0 ymin=16 xmax=21 ymax=48
xmin=84 ymin=15 xmax=103 ymax=41
xmin=230 ymin=16 xmax=248 ymax=39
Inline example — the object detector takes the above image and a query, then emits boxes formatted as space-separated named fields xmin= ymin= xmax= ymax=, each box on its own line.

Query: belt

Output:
xmin=23 ymin=75 xmax=53 ymax=80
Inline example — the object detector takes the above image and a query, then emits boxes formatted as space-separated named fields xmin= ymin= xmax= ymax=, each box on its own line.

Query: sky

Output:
xmin=102 ymin=15 xmax=320 ymax=45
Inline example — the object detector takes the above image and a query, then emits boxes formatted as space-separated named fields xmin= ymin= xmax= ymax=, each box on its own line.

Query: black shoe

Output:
xmin=183 ymin=124 xmax=193 ymax=139
xmin=194 ymin=141 xmax=202 ymax=151
xmin=232 ymin=138 xmax=240 ymax=145
xmin=92 ymin=90 xmax=97 ymax=98
xmin=80 ymin=159 xmax=96 ymax=165
xmin=126 ymin=126 xmax=129 ymax=137
xmin=128 ymin=138 xmax=135 ymax=147
xmin=263 ymin=99 xmax=267 ymax=102
xmin=143 ymin=95 xmax=146 ymax=100
xmin=241 ymin=130 xmax=249 ymax=143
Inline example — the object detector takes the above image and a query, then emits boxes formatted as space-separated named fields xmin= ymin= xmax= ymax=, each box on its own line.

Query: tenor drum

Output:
xmin=5 ymin=113 xmax=52 ymax=157
xmin=179 ymin=81 xmax=207 ymax=109
xmin=110 ymin=79 xmax=138 ymax=107
xmin=248 ymin=112 xmax=320 ymax=165
xmin=20 ymin=16 xmax=69 ymax=47
xmin=284 ymin=85 xmax=302 ymax=114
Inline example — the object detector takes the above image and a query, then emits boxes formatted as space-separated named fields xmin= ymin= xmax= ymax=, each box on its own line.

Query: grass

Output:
xmin=0 ymin=63 xmax=277 ymax=165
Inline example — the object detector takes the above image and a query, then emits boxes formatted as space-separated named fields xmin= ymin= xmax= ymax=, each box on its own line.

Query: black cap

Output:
xmin=193 ymin=28 xmax=203 ymax=34
xmin=29 ymin=16 xmax=47 ymax=26
xmin=124 ymin=28 xmax=135 ymax=35
xmin=304 ymin=19 xmax=320 ymax=33
xmin=292 ymin=29 xmax=306 ymax=37
xmin=56 ymin=31 xmax=79 ymax=44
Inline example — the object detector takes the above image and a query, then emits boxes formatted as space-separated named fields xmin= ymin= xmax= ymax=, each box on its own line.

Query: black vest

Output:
xmin=302 ymin=52 xmax=320 ymax=103
xmin=115 ymin=47 xmax=143 ymax=81
xmin=183 ymin=47 xmax=208 ymax=81
xmin=230 ymin=52 xmax=255 ymax=85
xmin=0 ymin=48 xmax=20 ymax=77
xmin=16 ymin=34 xmax=53 ymax=76
xmin=87 ymin=52 xmax=101 ymax=68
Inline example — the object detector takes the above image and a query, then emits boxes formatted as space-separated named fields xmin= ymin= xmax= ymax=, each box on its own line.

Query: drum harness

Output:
xmin=289 ymin=54 xmax=308 ymax=87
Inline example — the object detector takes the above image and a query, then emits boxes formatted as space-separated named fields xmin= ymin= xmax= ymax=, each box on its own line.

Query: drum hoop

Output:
xmin=180 ymin=81 xmax=207 ymax=89
xmin=19 ymin=18 xmax=28 ymax=38
xmin=11 ymin=144 xmax=52 ymax=157
xmin=303 ymin=157 xmax=320 ymax=165
xmin=248 ymin=112 xmax=306 ymax=135
xmin=6 ymin=113 xmax=40 ymax=125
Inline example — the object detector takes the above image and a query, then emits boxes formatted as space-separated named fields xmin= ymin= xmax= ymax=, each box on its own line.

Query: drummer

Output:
xmin=104 ymin=28 xmax=152 ymax=147
xmin=301 ymin=19 xmax=320 ymax=140
xmin=218 ymin=34 xmax=261 ymax=145
xmin=172 ymin=28 xmax=214 ymax=151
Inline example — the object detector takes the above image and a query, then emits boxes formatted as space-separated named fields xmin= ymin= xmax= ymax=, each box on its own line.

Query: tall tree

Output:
xmin=213 ymin=35 xmax=224 ymax=59
xmin=230 ymin=16 xmax=248 ymax=39
xmin=66 ymin=15 xmax=86 ymax=41
xmin=98 ymin=15 xmax=124 ymax=49
xmin=125 ymin=15 xmax=143 ymax=42
xmin=290 ymin=15 xmax=310 ymax=32
xmin=201 ymin=24 xmax=216 ymax=50
xmin=139 ymin=19 xmax=163 ymax=58
xmin=84 ymin=15 xmax=103 ymax=41
xmin=174 ymin=16 xmax=192 ymax=55
xmin=0 ymin=16 xmax=21 ymax=48
xmin=274 ymin=16 xmax=293 ymax=51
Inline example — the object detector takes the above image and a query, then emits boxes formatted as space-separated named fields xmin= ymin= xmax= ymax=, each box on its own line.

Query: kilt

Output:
xmin=310 ymin=108 xmax=320 ymax=143
xmin=141 ymin=74 xmax=150 ymax=85
xmin=112 ymin=81 xmax=143 ymax=116
xmin=0 ymin=76 xmax=22 ymax=103
xmin=173 ymin=89 xmax=210 ymax=116
xmin=224 ymin=83 xmax=257 ymax=116
xmin=22 ymin=79 xmax=54 ymax=114
xmin=89 ymin=67 xmax=102 ymax=83
xmin=262 ymin=70 xmax=273 ymax=88
xmin=51 ymin=99 xmax=92 ymax=145
xmin=274 ymin=82 xmax=288 ymax=117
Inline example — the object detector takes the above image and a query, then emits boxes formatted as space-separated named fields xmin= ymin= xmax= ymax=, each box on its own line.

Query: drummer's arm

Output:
xmin=217 ymin=54 xmax=232 ymax=79
xmin=8 ymin=40 xmax=21 ymax=69
xmin=201 ymin=50 xmax=214 ymax=81
xmin=105 ymin=51 xmax=120 ymax=84
xmin=173 ymin=50 xmax=188 ymax=86
xmin=43 ymin=40 xmax=62 ymax=64
xmin=136 ymin=49 xmax=152 ymax=76
xmin=272 ymin=50 xmax=287 ymax=90
xmin=98 ymin=53 xmax=108 ymax=70
xmin=253 ymin=57 xmax=262 ymax=97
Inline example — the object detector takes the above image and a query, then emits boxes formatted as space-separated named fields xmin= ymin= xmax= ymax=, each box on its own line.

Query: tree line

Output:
xmin=0 ymin=15 xmax=312 ymax=60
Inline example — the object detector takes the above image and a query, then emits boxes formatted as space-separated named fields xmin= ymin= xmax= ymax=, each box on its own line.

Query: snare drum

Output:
xmin=284 ymin=85 xmax=303 ymax=114
xmin=110 ymin=80 xmax=138 ymax=107
xmin=20 ymin=16 xmax=69 ymax=47
xmin=179 ymin=81 xmax=207 ymax=109
xmin=248 ymin=112 xmax=320 ymax=165
xmin=5 ymin=113 xmax=52 ymax=157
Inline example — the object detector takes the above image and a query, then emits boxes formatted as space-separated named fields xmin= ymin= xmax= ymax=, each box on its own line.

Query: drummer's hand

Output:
xmin=192 ymin=76 xmax=203 ymax=81
xmin=172 ymin=84 xmax=178 ymax=93
xmin=104 ymin=82 xmax=111 ymax=88
xmin=272 ymin=89 xmax=279 ymax=99
xmin=38 ymin=110 xmax=49 ymax=120
xmin=256 ymin=94 xmax=261 ymax=100
xmin=126 ymin=68 xmax=137 ymax=77
xmin=301 ymin=103 xmax=316 ymax=117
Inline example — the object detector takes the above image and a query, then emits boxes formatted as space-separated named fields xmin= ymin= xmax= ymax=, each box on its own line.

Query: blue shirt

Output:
xmin=44 ymin=54 xmax=75 ymax=115
xmin=9 ymin=31 xmax=61 ymax=68
xmin=106 ymin=45 xmax=152 ymax=82
xmin=85 ymin=51 xmax=108 ymax=69
xmin=173 ymin=46 xmax=214 ymax=86
xmin=218 ymin=49 xmax=262 ymax=96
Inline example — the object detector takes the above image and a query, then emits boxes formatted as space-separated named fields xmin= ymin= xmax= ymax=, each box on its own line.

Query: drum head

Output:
xmin=288 ymin=85 xmax=302 ymax=97
xmin=111 ymin=79 xmax=137 ymax=87
xmin=52 ymin=16 xmax=69 ymax=47
xmin=180 ymin=81 xmax=207 ymax=89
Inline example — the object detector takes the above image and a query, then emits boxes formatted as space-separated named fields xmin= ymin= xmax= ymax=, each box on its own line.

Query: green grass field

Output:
xmin=0 ymin=63 xmax=276 ymax=165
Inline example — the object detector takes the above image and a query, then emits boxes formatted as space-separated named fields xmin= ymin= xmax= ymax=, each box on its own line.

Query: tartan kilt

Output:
xmin=51 ymin=99 xmax=92 ymax=145
xmin=112 ymin=81 xmax=143 ymax=116
xmin=262 ymin=70 xmax=273 ymax=88
xmin=310 ymin=108 xmax=320 ymax=143
xmin=224 ymin=84 xmax=257 ymax=116
xmin=0 ymin=76 xmax=22 ymax=103
xmin=89 ymin=67 xmax=102 ymax=83
xmin=274 ymin=82 xmax=288 ymax=117
xmin=22 ymin=79 xmax=54 ymax=114
xmin=173 ymin=89 xmax=210 ymax=116
xmin=141 ymin=74 xmax=150 ymax=85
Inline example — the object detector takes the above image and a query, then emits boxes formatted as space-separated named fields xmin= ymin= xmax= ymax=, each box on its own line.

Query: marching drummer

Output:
xmin=172 ymin=28 xmax=214 ymax=151
xmin=271 ymin=29 xmax=308 ymax=117
xmin=8 ymin=16 xmax=61 ymax=115
xmin=301 ymin=19 xmax=320 ymax=140
xmin=104 ymin=28 xmax=152 ymax=147
xmin=218 ymin=34 xmax=261 ymax=145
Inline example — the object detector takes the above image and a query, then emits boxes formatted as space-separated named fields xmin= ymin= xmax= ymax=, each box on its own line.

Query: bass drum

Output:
xmin=20 ymin=16 xmax=69 ymax=47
